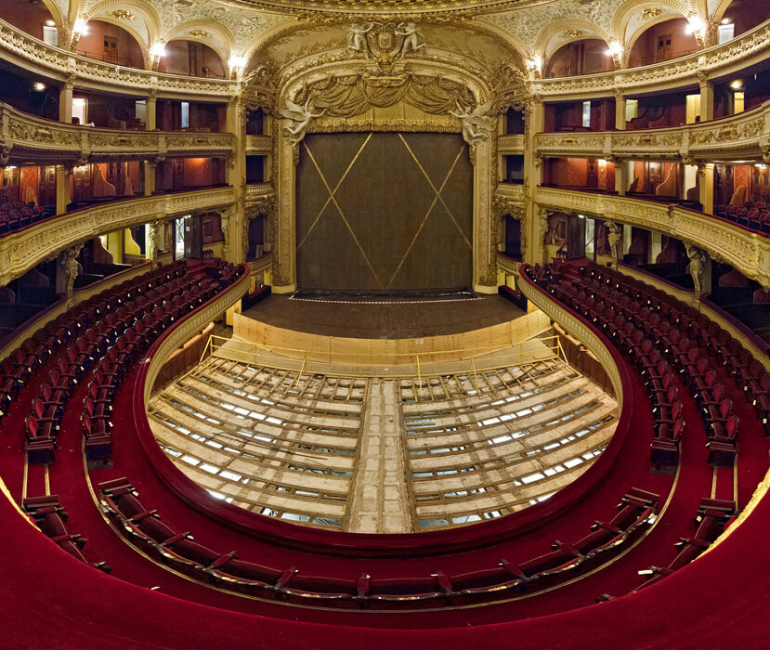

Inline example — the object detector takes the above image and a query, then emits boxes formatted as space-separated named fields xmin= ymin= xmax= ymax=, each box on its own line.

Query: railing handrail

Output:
xmin=204 ymin=333 xmax=563 ymax=378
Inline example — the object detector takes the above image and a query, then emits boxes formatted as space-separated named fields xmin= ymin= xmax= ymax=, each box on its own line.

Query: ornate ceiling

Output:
xmin=59 ymin=0 xmax=713 ymax=64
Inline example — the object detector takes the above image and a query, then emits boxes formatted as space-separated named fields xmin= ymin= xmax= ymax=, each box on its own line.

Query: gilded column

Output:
xmin=58 ymin=75 xmax=74 ymax=124
xmin=523 ymin=96 xmax=544 ymax=264
xmin=226 ymin=97 xmax=246 ymax=265
xmin=614 ymin=88 xmax=626 ymax=131
xmin=699 ymin=73 xmax=714 ymax=122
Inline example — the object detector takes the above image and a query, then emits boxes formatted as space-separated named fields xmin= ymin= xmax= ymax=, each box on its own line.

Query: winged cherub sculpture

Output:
xmin=449 ymin=99 xmax=494 ymax=147
xmin=279 ymin=98 xmax=325 ymax=146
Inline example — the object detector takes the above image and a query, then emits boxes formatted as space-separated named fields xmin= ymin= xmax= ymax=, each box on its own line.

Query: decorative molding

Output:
xmin=535 ymin=187 xmax=770 ymax=288
xmin=532 ymin=103 xmax=769 ymax=161
xmin=495 ymin=252 xmax=521 ymax=275
xmin=244 ymin=183 xmax=275 ymax=206
xmin=0 ymin=188 xmax=236 ymax=287
xmin=0 ymin=102 xmax=236 ymax=164
xmin=248 ymin=252 xmax=274 ymax=276
xmin=245 ymin=134 xmax=273 ymax=155
xmin=497 ymin=133 xmax=525 ymax=154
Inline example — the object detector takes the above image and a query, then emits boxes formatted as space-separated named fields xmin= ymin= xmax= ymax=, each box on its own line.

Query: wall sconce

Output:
xmin=150 ymin=42 xmax=166 ymax=71
xmin=72 ymin=18 xmax=88 ymax=36
xmin=33 ymin=82 xmax=46 ymax=91
xmin=526 ymin=55 xmax=542 ymax=79
xmin=606 ymin=40 xmax=624 ymax=69
xmin=150 ymin=42 xmax=166 ymax=58
xmin=685 ymin=14 xmax=707 ymax=47
xmin=229 ymin=54 xmax=247 ymax=69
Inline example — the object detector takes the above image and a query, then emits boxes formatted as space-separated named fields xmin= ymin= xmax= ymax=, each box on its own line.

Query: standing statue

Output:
xmin=147 ymin=220 xmax=163 ymax=260
xmin=607 ymin=222 xmax=622 ymax=261
xmin=279 ymin=98 xmax=326 ymax=146
xmin=687 ymin=245 xmax=706 ymax=297
xmin=449 ymin=99 xmax=494 ymax=148
xmin=58 ymin=246 xmax=81 ymax=296
xmin=219 ymin=209 xmax=231 ymax=253
xmin=395 ymin=22 xmax=425 ymax=58
xmin=348 ymin=23 xmax=374 ymax=58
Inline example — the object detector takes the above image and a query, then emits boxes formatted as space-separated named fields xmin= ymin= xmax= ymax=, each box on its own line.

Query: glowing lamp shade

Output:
xmin=73 ymin=18 xmax=88 ymax=36
xmin=150 ymin=43 xmax=166 ymax=58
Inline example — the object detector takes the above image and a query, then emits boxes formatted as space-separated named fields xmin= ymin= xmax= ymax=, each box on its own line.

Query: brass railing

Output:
xmin=199 ymin=333 xmax=567 ymax=383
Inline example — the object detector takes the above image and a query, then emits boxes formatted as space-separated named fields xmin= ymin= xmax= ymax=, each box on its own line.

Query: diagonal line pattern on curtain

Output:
xmin=296 ymin=133 xmax=373 ymax=251
xmin=398 ymin=134 xmax=472 ymax=250
xmin=386 ymin=139 xmax=467 ymax=289
xmin=301 ymin=135 xmax=384 ymax=289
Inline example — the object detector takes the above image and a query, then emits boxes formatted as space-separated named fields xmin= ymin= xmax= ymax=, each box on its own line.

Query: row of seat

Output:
xmin=529 ymin=261 xmax=768 ymax=466
xmin=1 ymin=259 xmax=239 ymax=464
xmin=98 ymin=476 xmax=659 ymax=609
xmin=22 ymin=494 xmax=111 ymax=573
xmin=0 ymin=205 xmax=53 ymax=236
xmin=715 ymin=204 xmax=770 ymax=234
xmin=80 ymin=274 xmax=230 ymax=462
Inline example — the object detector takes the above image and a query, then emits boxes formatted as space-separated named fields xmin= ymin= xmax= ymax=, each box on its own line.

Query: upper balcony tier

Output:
xmin=531 ymin=21 xmax=770 ymax=100
xmin=0 ymin=19 xmax=240 ymax=100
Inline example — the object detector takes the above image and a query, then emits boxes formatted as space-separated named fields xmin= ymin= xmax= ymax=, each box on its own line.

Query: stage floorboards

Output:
xmin=241 ymin=294 xmax=525 ymax=339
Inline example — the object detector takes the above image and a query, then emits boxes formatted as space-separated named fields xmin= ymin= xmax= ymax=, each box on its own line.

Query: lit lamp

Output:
xmin=526 ymin=54 xmax=542 ymax=79
xmin=150 ymin=42 xmax=166 ymax=70
xmin=685 ymin=15 xmax=707 ymax=48
xmin=606 ymin=40 xmax=624 ymax=69
xmin=229 ymin=54 xmax=248 ymax=79
xmin=71 ymin=17 xmax=88 ymax=49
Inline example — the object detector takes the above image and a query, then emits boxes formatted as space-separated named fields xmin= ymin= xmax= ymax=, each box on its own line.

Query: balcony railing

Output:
xmin=0 ymin=101 xmax=236 ymax=165
xmin=0 ymin=186 xmax=237 ymax=286
xmin=532 ymin=99 xmax=770 ymax=161
xmin=533 ymin=186 xmax=770 ymax=289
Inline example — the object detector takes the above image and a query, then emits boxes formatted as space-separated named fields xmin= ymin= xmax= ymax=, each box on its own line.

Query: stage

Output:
xmin=240 ymin=293 xmax=525 ymax=340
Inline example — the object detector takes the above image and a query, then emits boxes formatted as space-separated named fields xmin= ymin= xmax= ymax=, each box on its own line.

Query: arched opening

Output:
xmin=158 ymin=41 xmax=226 ymax=79
xmin=718 ymin=0 xmax=770 ymax=42
xmin=545 ymin=40 xmax=614 ymax=78
xmin=76 ymin=20 xmax=145 ymax=69
xmin=1 ymin=0 xmax=56 ymax=42
xmin=627 ymin=17 xmax=697 ymax=68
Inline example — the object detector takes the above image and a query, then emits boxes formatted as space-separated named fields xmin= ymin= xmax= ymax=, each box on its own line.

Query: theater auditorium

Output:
xmin=0 ymin=0 xmax=769 ymax=647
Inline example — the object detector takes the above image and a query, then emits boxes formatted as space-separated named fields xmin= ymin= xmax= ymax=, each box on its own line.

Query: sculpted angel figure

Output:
xmin=279 ymin=98 xmax=326 ymax=146
xmin=348 ymin=23 xmax=374 ymax=58
xmin=449 ymin=99 xmax=494 ymax=147
xmin=395 ymin=22 xmax=425 ymax=58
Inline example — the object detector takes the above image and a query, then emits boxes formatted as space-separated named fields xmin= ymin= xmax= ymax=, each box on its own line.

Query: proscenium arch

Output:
xmin=272 ymin=57 xmax=499 ymax=293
